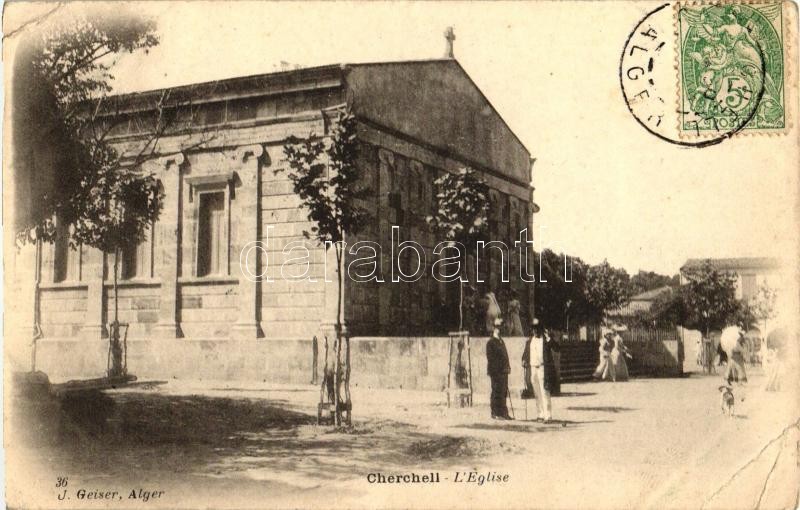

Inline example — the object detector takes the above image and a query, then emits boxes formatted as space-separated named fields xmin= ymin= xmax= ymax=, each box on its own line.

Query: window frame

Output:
xmin=120 ymin=223 xmax=155 ymax=281
xmin=53 ymin=221 xmax=82 ymax=283
xmin=187 ymin=173 xmax=234 ymax=278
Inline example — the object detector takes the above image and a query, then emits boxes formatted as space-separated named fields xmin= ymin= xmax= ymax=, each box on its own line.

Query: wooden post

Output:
xmin=311 ymin=335 xmax=319 ymax=385
xmin=466 ymin=332 xmax=473 ymax=407
xmin=447 ymin=330 xmax=472 ymax=408
xmin=446 ymin=333 xmax=454 ymax=408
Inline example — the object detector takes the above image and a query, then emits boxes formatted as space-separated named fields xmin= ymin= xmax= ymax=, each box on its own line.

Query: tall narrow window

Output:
xmin=121 ymin=226 xmax=153 ymax=280
xmin=53 ymin=222 xmax=80 ymax=282
xmin=741 ymin=274 xmax=757 ymax=300
xmin=53 ymin=230 xmax=69 ymax=283
xmin=197 ymin=191 xmax=226 ymax=276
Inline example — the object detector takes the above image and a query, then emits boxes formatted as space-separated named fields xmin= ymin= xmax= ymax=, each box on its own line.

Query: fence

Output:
xmin=622 ymin=326 xmax=680 ymax=343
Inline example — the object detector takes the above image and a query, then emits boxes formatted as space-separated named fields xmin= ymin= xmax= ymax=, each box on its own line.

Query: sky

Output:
xmin=6 ymin=1 xmax=797 ymax=276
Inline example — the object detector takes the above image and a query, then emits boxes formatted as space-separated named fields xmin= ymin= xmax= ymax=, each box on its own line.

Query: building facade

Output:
xmin=679 ymin=257 xmax=782 ymax=301
xmin=11 ymin=59 xmax=537 ymax=384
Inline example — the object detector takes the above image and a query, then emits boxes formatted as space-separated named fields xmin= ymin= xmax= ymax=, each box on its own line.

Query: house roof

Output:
xmin=608 ymin=286 xmax=673 ymax=317
xmin=680 ymin=257 xmax=782 ymax=273
xmin=630 ymin=286 xmax=673 ymax=302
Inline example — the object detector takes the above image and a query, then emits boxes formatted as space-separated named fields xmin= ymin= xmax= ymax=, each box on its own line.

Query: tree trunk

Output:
xmin=114 ymin=248 xmax=119 ymax=326
xmin=458 ymin=251 xmax=466 ymax=333
xmin=333 ymin=245 xmax=344 ymax=427
xmin=458 ymin=278 xmax=464 ymax=333
xmin=110 ymin=248 xmax=123 ymax=377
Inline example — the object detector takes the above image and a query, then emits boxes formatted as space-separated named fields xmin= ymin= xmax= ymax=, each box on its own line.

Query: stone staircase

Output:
xmin=558 ymin=341 xmax=599 ymax=382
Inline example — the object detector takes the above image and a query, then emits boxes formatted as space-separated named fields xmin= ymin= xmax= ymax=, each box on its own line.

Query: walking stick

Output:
xmin=506 ymin=387 xmax=515 ymax=419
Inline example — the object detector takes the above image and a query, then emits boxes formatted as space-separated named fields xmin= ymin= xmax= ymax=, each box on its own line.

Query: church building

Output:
xmin=13 ymin=55 xmax=537 ymax=387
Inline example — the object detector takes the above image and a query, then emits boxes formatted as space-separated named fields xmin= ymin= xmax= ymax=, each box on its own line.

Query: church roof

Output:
xmin=103 ymin=59 xmax=532 ymax=186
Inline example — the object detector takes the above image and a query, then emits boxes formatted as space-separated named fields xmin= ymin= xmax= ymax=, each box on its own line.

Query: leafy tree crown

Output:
xmin=426 ymin=167 xmax=489 ymax=247
xmin=280 ymin=109 xmax=370 ymax=244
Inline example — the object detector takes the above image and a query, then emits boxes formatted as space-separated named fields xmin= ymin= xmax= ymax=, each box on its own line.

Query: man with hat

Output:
xmin=486 ymin=316 xmax=512 ymax=420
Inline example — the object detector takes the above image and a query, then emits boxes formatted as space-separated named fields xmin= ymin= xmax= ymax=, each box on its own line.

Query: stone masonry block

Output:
xmin=132 ymin=297 xmax=160 ymax=310
xmin=181 ymin=296 xmax=202 ymax=309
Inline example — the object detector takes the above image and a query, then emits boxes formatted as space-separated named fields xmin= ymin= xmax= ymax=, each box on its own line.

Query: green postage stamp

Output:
xmin=677 ymin=1 xmax=787 ymax=136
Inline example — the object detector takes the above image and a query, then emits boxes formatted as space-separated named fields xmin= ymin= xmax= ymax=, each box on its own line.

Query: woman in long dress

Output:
xmin=611 ymin=334 xmax=631 ymax=381
xmin=506 ymin=294 xmax=524 ymax=336
xmin=720 ymin=326 xmax=748 ymax=384
xmin=484 ymin=291 xmax=502 ymax=335
xmin=764 ymin=328 xmax=788 ymax=391
xmin=593 ymin=333 xmax=616 ymax=381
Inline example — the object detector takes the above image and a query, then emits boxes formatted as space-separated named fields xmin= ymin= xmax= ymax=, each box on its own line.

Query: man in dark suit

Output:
xmin=486 ymin=317 xmax=512 ymax=420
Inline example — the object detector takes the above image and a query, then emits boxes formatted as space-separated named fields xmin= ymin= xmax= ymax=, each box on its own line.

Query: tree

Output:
xmin=677 ymin=260 xmax=740 ymax=338
xmin=629 ymin=270 xmax=680 ymax=295
xmin=533 ymin=249 xmax=590 ymax=331
xmin=12 ymin=6 xmax=169 ymax=377
xmin=646 ymin=288 xmax=686 ymax=328
xmin=584 ymin=260 xmax=631 ymax=323
xmin=12 ymin=5 xmax=160 ymax=240
xmin=750 ymin=283 xmax=778 ymax=334
xmin=426 ymin=168 xmax=490 ymax=332
xmin=280 ymin=109 xmax=369 ymax=427
xmin=13 ymin=7 xmax=222 ymax=377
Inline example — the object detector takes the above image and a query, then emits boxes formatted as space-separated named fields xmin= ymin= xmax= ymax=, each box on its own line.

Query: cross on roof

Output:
xmin=444 ymin=26 xmax=455 ymax=59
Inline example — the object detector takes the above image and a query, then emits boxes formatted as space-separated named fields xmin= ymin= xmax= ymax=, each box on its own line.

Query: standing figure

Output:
xmin=720 ymin=326 xmax=748 ymax=385
xmin=611 ymin=330 xmax=632 ymax=381
xmin=764 ymin=327 xmax=788 ymax=392
xmin=544 ymin=329 xmax=561 ymax=398
xmin=484 ymin=291 xmax=502 ymax=336
xmin=593 ymin=332 xmax=616 ymax=381
xmin=701 ymin=335 xmax=716 ymax=374
xmin=529 ymin=319 xmax=557 ymax=422
xmin=521 ymin=336 xmax=535 ymax=398
xmin=486 ymin=317 xmax=512 ymax=420
xmin=506 ymin=292 xmax=524 ymax=336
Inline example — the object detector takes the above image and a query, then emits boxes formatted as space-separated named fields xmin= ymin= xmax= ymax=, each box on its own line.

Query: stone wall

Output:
xmin=259 ymin=144 xmax=327 ymax=339
xmin=350 ymin=336 xmax=530 ymax=394
xmin=38 ymin=286 xmax=88 ymax=338
xmin=345 ymin=126 xmax=535 ymax=337
xmin=627 ymin=339 xmax=684 ymax=377
xmin=178 ymin=281 xmax=238 ymax=338
xmin=33 ymin=337 xmax=315 ymax=384
xmin=33 ymin=335 xmax=533 ymax=393
xmin=105 ymin=284 xmax=161 ymax=338
xmin=32 ymin=334 xmax=686 ymax=388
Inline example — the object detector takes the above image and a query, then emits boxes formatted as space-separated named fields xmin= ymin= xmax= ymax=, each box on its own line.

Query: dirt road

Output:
xmin=7 ymin=371 xmax=798 ymax=509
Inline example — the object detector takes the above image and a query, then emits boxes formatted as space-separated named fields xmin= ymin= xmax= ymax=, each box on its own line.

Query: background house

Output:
xmin=608 ymin=285 xmax=674 ymax=324
xmin=680 ymin=257 xmax=782 ymax=301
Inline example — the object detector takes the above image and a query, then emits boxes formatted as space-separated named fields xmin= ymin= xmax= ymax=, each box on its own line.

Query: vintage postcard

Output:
xmin=3 ymin=1 xmax=799 ymax=509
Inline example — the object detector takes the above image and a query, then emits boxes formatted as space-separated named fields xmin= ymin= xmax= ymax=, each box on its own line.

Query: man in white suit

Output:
xmin=529 ymin=319 xmax=557 ymax=422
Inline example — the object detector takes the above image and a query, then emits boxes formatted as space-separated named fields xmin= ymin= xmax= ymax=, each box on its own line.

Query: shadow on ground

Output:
xmin=566 ymin=406 xmax=636 ymax=413
xmin=13 ymin=388 xmax=524 ymax=485
xmin=454 ymin=419 xmax=613 ymax=433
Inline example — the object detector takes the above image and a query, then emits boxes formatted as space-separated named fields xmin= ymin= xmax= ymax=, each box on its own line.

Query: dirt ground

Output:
xmin=6 ymin=369 xmax=799 ymax=509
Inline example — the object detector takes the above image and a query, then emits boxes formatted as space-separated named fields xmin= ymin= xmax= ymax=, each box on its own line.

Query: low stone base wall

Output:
xmin=627 ymin=339 xmax=684 ymax=377
xmin=32 ymin=336 xmax=532 ymax=392
xmin=31 ymin=335 xmax=683 ymax=389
